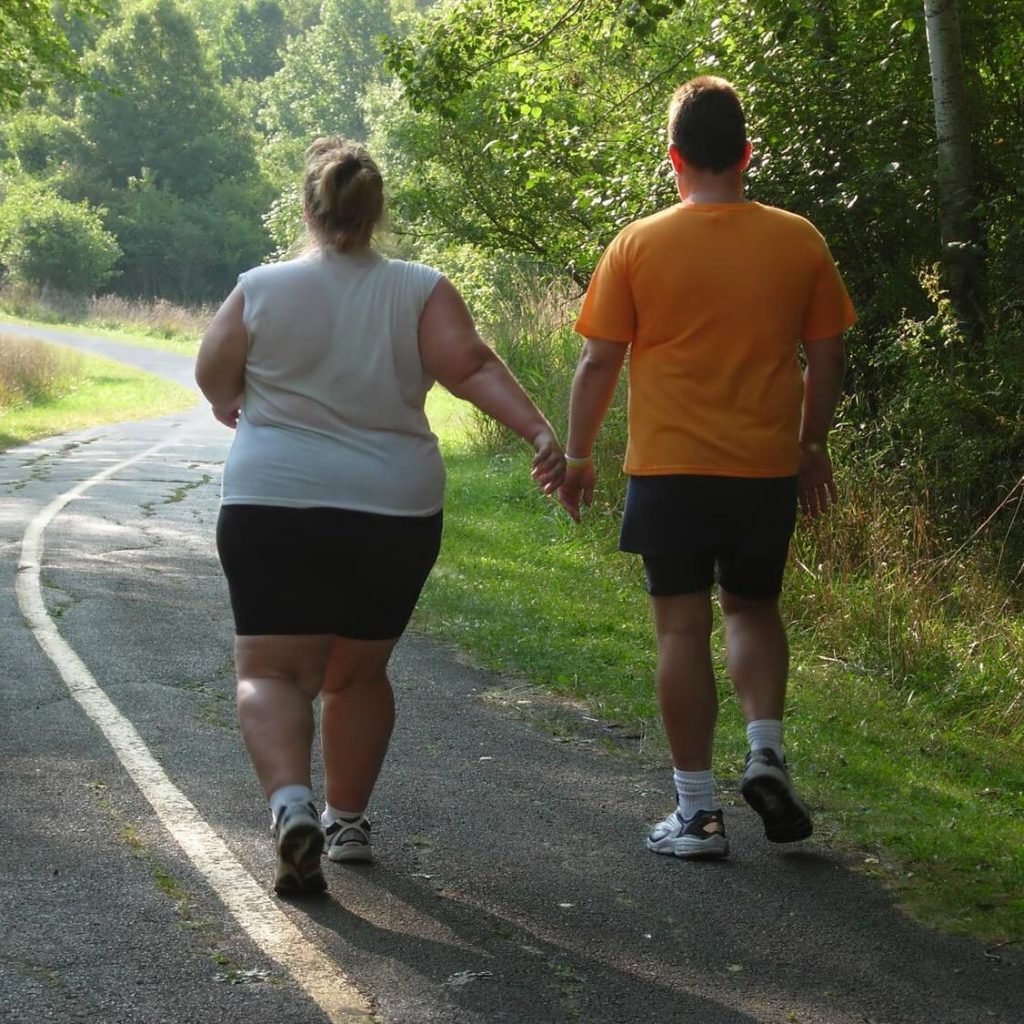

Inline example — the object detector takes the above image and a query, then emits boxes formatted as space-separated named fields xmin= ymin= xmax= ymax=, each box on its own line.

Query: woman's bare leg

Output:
xmin=320 ymin=636 xmax=400 ymax=812
xmin=234 ymin=633 xmax=333 ymax=798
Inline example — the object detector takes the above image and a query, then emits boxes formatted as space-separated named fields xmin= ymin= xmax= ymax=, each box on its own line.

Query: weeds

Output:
xmin=0 ymin=334 xmax=84 ymax=410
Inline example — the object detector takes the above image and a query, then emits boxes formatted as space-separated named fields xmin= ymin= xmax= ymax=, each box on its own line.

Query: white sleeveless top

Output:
xmin=221 ymin=248 xmax=446 ymax=516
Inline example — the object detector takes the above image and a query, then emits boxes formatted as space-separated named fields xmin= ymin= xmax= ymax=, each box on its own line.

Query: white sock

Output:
xmin=672 ymin=768 xmax=716 ymax=820
xmin=268 ymin=784 xmax=315 ymax=825
xmin=746 ymin=719 xmax=784 ymax=759
xmin=322 ymin=803 xmax=365 ymax=827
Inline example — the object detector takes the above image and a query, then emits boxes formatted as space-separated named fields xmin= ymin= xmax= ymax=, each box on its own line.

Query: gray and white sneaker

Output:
xmin=740 ymin=748 xmax=813 ymax=843
xmin=646 ymin=808 xmax=729 ymax=859
xmin=324 ymin=815 xmax=372 ymax=864
xmin=273 ymin=801 xmax=326 ymax=896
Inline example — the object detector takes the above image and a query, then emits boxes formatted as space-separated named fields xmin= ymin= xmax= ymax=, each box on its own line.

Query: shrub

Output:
xmin=0 ymin=184 xmax=120 ymax=293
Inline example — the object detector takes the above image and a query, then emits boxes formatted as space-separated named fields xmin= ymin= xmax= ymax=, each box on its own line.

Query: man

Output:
xmin=558 ymin=76 xmax=855 ymax=859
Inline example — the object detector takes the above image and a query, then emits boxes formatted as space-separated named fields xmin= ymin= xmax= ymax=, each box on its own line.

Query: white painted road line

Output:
xmin=15 ymin=433 xmax=374 ymax=1024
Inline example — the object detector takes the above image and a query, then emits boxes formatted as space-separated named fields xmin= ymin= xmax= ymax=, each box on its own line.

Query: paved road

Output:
xmin=1 ymin=320 xmax=1020 ymax=1023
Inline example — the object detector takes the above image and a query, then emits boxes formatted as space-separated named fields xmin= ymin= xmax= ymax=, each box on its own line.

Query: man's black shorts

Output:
xmin=619 ymin=474 xmax=798 ymax=599
xmin=216 ymin=504 xmax=443 ymax=639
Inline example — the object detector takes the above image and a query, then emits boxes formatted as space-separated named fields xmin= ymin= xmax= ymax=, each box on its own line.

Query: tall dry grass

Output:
xmin=788 ymin=454 xmax=1024 ymax=740
xmin=0 ymin=334 xmax=85 ymax=410
xmin=0 ymin=283 xmax=208 ymax=346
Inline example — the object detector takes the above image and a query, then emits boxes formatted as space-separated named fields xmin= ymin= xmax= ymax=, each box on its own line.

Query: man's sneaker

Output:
xmin=740 ymin=748 xmax=813 ymax=843
xmin=646 ymin=808 xmax=729 ymax=859
xmin=273 ymin=801 xmax=327 ymax=895
xmin=324 ymin=815 xmax=372 ymax=864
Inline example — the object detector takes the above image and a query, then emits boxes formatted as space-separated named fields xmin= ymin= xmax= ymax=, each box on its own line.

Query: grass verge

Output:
xmin=418 ymin=390 xmax=1024 ymax=950
xmin=0 ymin=333 xmax=196 ymax=450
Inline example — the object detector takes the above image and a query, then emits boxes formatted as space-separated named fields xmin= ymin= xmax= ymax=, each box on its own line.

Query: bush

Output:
xmin=0 ymin=184 xmax=120 ymax=293
xmin=849 ymin=275 xmax=1024 ymax=560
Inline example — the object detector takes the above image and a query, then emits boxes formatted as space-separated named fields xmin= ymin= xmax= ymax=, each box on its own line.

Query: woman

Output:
xmin=196 ymin=137 xmax=564 ymax=896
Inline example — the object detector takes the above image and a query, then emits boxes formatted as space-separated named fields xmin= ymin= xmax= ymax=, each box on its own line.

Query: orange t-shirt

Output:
xmin=575 ymin=201 xmax=856 ymax=477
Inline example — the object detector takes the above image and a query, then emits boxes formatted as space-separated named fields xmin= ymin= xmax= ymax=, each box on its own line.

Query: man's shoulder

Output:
xmin=617 ymin=205 xmax=680 ymax=238
xmin=603 ymin=207 xmax=684 ymax=259
xmin=750 ymin=202 xmax=829 ymax=240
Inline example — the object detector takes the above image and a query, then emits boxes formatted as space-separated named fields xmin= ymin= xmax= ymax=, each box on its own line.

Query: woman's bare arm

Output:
xmin=195 ymin=286 xmax=248 ymax=428
xmin=419 ymin=278 xmax=564 ymax=493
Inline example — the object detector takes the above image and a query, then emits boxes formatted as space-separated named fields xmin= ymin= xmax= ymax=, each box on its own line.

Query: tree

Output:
xmin=923 ymin=0 xmax=980 ymax=332
xmin=0 ymin=0 xmax=109 ymax=111
xmin=77 ymin=0 xmax=255 ymax=195
xmin=217 ymin=0 xmax=289 ymax=82
xmin=65 ymin=0 xmax=274 ymax=299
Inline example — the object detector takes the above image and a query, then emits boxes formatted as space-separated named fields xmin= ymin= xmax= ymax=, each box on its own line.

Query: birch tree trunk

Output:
xmin=923 ymin=0 xmax=981 ymax=333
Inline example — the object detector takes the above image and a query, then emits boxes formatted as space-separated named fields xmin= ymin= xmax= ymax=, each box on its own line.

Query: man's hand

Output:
xmin=530 ymin=428 xmax=566 ymax=495
xmin=798 ymin=449 xmax=837 ymax=517
xmin=557 ymin=463 xmax=596 ymax=523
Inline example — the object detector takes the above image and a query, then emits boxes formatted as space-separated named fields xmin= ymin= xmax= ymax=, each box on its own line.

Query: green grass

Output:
xmin=418 ymin=389 xmax=1024 ymax=949
xmin=0 ymin=336 xmax=196 ymax=450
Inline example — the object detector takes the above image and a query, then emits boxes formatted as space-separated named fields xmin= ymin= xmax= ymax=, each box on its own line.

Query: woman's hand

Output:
xmin=212 ymin=400 xmax=242 ymax=429
xmin=530 ymin=427 xmax=566 ymax=495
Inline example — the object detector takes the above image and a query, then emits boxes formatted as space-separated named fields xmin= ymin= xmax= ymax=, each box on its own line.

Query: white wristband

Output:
xmin=565 ymin=454 xmax=593 ymax=467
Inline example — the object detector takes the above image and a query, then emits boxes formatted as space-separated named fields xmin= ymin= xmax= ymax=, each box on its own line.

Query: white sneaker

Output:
xmin=324 ymin=815 xmax=372 ymax=863
xmin=273 ymin=801 xmax=326 ymax=895
xmin=646 ymin=808 xmax=729 ymax=859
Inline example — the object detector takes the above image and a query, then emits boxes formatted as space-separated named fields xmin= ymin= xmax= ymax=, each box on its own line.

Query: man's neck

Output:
xmin=678 ymin=171 xmax=746 ymax=205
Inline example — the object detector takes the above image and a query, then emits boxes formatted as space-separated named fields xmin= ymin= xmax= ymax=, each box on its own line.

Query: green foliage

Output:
xmin=380 ymin=0 xmax=942 ymax=306
xmin=0 ymin=110 xmax=82 ymax=177
xmin=839 ymin=278 xmax=1024 ymax=574
xmin=216 ymin=0 xmax=289 ymax=81
xmin=378 ymin=0 xmax=678 ymax=283
xmin=0 ymin=182 xmax=120 ymax=292
xmin=259 ymin=0 xmax=395 ymax=143
xmin=29 ymin=0 xmax=276 ymax=299
xmin=0 ymin=0 xmax=110 ymax=111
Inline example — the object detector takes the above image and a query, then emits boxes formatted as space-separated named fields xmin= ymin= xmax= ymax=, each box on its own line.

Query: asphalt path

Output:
xmin=1 ymin=318 xmax=1020 ymax=1023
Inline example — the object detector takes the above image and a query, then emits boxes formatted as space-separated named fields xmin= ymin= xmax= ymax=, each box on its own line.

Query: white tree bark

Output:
xmin=923 ymin=0 xmax=979 ymax=327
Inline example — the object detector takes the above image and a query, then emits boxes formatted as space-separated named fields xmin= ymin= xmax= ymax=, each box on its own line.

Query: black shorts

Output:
xmin=619 ymin=475 xmax=798 ymax=599
xmin=216 ymin=504 xmax=443 ymax=639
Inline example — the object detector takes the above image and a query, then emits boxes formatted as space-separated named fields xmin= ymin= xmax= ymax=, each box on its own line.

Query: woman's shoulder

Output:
xmin=377 ymin=255 xmax=443 ymax=280
xmin=240 ymin=253 xmax=317 ymax=282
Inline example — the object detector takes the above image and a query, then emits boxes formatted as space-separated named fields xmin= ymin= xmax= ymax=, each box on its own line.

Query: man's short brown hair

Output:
xmin=667 ymin=76 xmax=746 ymax=174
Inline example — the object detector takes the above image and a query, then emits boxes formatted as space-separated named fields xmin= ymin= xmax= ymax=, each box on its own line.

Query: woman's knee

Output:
xmin=233 ymin=634 xmax=334 ymax=699
xmin=321 ymin=636 xmax=398 ymax=693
